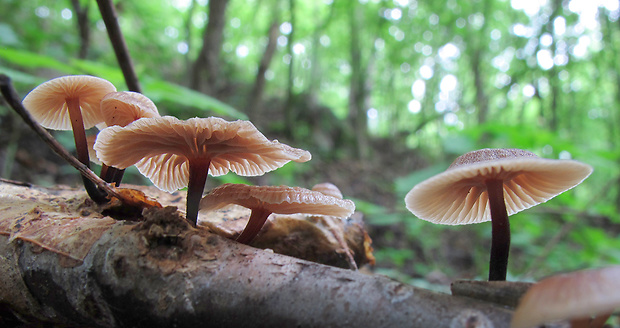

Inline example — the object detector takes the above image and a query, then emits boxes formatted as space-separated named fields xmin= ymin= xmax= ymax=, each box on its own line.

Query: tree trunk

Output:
xmin=70 ymin=0 xmax=91 ymax=59
xmin=471 ymin=48 xmax=489 ymax=125
xmin=190 ymin=0 xmax=230 ymax=94
xmin=0 ymin=181 xmax=515 ymax=327
xmin=348 ymin=1 xmax=370 ymax=159
xmin=246 ymin=20 xmax=280 ymax=114
xmin=284 ymin=0 xmax=297 ymax=139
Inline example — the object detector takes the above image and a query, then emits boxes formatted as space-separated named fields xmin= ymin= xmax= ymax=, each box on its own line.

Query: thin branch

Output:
xmin=0 ymin=74 xmax=121 ymax=201
xmin=95 ymin=0 xmax=142 ymax=93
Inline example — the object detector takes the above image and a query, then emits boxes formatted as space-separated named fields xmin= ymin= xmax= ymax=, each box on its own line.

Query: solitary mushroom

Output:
xmin=94 ymin=116 xmax=311 ymax=226
xmin=200 ymin=183 xmax=356 ymax=244
xmin=99 ymin=91 xmax=160 ymax=185
xmin=405 ymin=148 xmax=592 ymax=281
xmin=22 ymin=75 xmax=116 ymax=203
xmin=511 ymin=266 xmax=620 ymax=328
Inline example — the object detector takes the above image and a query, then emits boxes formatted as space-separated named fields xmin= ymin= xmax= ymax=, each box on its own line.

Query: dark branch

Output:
xmin=95 ymin=0 xmax=142 ymax=93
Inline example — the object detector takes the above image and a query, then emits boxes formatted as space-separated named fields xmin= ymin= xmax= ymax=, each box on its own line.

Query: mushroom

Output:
xmin=511 ymin=266 xmax=620 ymax=328
xmin=404 ymin=148 xmax=592 ymax=281
xmin=22 ymin=75 xmax=116 ymax=166
xmin=200 ymin=183 xmax=356 ymax=244
xmin=99 ymin=91 xmax=160 ymax=185
xmin=94 ymin=116 xmax=311 ymax=225
xmin=22 ymin=75 xmax=116 ymax=203
xmin=312 ymin=182 xmax=344 ymax=199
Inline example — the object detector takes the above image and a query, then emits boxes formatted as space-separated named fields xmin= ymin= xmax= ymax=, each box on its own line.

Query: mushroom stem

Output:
xmin=236 ymin=207 xmax=272 ymax=245
xmin=186 ymin=159 xmax=211 ymax=226
xmin=112 ymin=168 xmax=126 ymax=186
xmin=67 ymin=97 xmax=109 ymax=203
xmin=66 ymin=97 xmax=90 ymax=166
xmin=486 ymin=178 xmax=510 ymax=281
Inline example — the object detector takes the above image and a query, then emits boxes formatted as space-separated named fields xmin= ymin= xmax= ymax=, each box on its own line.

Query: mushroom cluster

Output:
xmin=21 ymin=75 xmax=356 ymax=242
xmin=21 ymin=75 xmax=161 ymax=193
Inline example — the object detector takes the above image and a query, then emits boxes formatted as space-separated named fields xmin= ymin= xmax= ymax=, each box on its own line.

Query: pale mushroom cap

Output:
xmin=100 ymin=91 xmax=159 ymax=127
xmin=22 ymin=75 xmax=116 ymax=130
xmin=200 ymin=183 xmax=355 ymax=218
xmin=86 ymin=134 xmax=101 ymax=165
xmin=312 ymin=182 xmax=344 ymax=199
xmin=94 ymin=116 xmax=312 ymax=192
xmin=405 ymin=148 xmax=593 ymax=225
xmin=511 ymin=266 xmax=620 ymax=328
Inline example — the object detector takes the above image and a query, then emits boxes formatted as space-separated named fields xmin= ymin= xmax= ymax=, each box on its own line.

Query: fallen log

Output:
xmin=0 ymin=181 xmax=513 ymax=327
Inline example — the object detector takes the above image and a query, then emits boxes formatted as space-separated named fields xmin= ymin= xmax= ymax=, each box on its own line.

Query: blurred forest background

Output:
xmin=1 ymin=0 xmax=619 ymax=290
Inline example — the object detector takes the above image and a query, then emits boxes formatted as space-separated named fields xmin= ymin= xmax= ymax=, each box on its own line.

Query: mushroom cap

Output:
xmin=200 ymin=183 xmax=355 ymax=218
xmin=511 ymin=266 xmax=620 ymax=328
xmin=405 ymin=148 xmax=593 ymax=225
xmin=100 ymin=91 xmax=159 ymax=127
xmin=22 ymin=75 xmax=116 ymax=130
xmin=86 ymin=134 xmax=102 ymax=165
xmin=94 ymin=116 xmax=312 ymax=192
xmin=312 ymin=182 xmax=344 ymax=199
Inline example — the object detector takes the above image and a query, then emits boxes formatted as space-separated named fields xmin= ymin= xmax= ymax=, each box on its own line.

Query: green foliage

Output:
xmin=0 ymin=47 xmax=246 ymax=119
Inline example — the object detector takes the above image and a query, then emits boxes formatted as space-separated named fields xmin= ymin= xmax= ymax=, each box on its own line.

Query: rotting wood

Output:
xmin=0 ymin=181 xmax=514 ymax=327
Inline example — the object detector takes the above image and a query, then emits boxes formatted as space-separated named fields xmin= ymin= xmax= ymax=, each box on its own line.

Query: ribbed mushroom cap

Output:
xmin=86 ymin=134 xmax=101 ymax=166
xmin=100 ymin=91 xmax=159 ymax=127
xmin=94 ymin=116 xmax=312 ymax=192
xmin=405 ymin=148 xmax=593 ymax=225
xmin=511 ymin=266 xmax=620 ymax=328
xmin=22 ymin=75 xmax=116 ymax=130
xmin=312 ymin=182 xmax=344 ymax=199
xmin=200 ymin=183 xmax=355 ymax=217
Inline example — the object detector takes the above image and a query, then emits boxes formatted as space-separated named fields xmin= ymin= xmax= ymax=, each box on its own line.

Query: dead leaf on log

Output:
xmin=0 ymin=183 xmax=116 ymax=264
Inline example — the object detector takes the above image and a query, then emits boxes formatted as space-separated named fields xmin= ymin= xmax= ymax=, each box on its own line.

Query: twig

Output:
xmin=0 ymin=74 xmax=122 ymax=201
xmin=95 ymin=0 xmax=143 ymax=185
xmin=95 ymin=0 xmax=141 ymax=93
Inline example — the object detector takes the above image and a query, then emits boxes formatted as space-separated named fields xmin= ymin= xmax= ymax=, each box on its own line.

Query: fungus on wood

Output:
xmin=404 ymin=148 xmax=592 ymax=281
xmin=94 ymin=116 xmax=311 ymax=226
xmin=511 ymin=266 xmax=620 ymax=328
xmin=200 ymin=183 xmax=356 ymax=244
xmin=22 ymin=75 xmax=116 ymax=203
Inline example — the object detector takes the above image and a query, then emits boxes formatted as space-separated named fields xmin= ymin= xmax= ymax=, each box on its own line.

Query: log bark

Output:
xmin=0 ymin=181 xmax=514 ymax=327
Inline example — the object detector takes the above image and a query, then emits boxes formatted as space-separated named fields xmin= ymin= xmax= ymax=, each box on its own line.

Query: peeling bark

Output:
xmin=0 ymin=182 xmax=514 ymax=327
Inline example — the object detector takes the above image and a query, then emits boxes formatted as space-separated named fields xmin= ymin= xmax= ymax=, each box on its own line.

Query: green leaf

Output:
xmin=142 ymin=78 xmax=247 ymax=120
xmin=0 ymin=48 xmax=77 ymax=74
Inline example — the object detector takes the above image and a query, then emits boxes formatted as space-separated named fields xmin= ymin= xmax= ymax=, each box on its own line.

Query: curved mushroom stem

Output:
xmin=236 ymin=208 xmax=272 ymax=245
xmin=67 ymin=97 xmax=108 ymax=203
xmin=486 ymin=178 xmax=510 ymax=281
xmin=186 ymin=159 xmax=211 ymax=226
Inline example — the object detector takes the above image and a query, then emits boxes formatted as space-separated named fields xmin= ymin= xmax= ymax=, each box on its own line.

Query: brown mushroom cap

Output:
xmin=22 ymin=75 xmax=116 ymax=130
xmin=200 ymin=183 xmax=356 ymax=218
xmin=511 ymin=266 xmax=620 ymax=328
xmin=94 ymin=116 xmax=312 ymax=192
xmin=100 ymin=91 xmax=159 ymax=127
xmin=405 ymin=148 xmax=593 ymax=225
